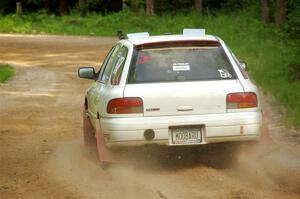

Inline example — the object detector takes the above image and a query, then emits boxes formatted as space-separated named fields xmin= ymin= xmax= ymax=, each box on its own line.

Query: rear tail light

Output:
xmin=107 ymin=97 xmax=143 ymax=114
xmin=227 ymin=92 xmax=257 ymax=109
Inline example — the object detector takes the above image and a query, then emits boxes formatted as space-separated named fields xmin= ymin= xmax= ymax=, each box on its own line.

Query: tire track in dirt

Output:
xmin=0 ymin=34 xmax=299 ymax=199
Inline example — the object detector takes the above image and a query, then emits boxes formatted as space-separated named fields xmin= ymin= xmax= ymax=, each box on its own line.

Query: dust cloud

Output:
xmin=46 ymin=136 xmax=300 ymax=199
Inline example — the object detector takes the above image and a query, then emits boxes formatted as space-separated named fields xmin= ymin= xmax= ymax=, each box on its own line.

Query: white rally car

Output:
xmin=78 ymin=29 xmax=262 ymax=162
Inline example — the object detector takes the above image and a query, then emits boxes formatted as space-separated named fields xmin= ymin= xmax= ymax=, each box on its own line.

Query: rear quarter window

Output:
xmin=128 ymin=46 xmax=237 ymax=84
xmin=111 ymin=46 xmax=128 ymax=85
xmin=99 ymin=45 xmax=121 ymax=83
xmin=228 ymin=48 xmax=249 ymax=79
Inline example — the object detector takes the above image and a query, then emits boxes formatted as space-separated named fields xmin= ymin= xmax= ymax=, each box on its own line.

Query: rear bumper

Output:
xmin=100 ymin=111 xmax=262 ymax=147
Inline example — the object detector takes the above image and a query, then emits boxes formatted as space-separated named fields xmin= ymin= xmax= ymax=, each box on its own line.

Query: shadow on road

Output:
xmin=82 ymin=143 xmax=250 ymax=171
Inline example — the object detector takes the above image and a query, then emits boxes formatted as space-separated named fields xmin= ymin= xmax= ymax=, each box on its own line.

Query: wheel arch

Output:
xmin=84 ymin=96 xmax=88 ymax=110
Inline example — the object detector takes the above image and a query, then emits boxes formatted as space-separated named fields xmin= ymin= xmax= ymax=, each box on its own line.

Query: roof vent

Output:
xmin=183 ymin=29 xmax=205 ymax=36
xmin=127 ymin=32 xmax=150 ymax=39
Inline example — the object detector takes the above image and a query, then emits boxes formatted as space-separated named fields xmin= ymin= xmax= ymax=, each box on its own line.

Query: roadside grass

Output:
xmin=0 ymin=64 xmax=14 ymax=83
xmin=0 ymin=9 xmax=299 ymax=126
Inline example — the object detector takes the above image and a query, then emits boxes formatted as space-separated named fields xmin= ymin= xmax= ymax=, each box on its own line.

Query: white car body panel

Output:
xmin=100 ymin=111 xmax=261 ymax=147
xmin=124 ymin=80 xmax=244 ymax=116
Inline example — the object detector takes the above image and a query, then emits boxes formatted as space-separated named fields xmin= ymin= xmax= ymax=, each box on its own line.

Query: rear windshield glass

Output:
xmin=128 ymin=46 xmax=236 ymax=83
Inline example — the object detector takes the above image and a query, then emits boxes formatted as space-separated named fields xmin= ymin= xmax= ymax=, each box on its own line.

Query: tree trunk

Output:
xmin=275 ymin=0 xmax=287 ymax=26
xmin=261 ymin=0 xmax=270 ymax=24
xmin=146 ymin=0 xmax=154 ymax=16
xmin=59 ymin=0 xmax=67 ymax=16
xmin=79 ymin=0 xmax=87 ymax=17
xmin=16 ymin=1 xmax=23 ymax=15
xmin=195 ymin=0 xmax=203 ymax=15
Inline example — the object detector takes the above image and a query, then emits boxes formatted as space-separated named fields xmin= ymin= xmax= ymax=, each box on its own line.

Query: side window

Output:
xmin=99 ymin=45 xmax=121 ymax=83
xmin=97 ymin=46 xmax=115 ymax=79
xmin=111 ymin=46 xmax=128 ymax=85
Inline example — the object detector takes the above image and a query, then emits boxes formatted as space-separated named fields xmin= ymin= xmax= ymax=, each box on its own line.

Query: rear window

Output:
xmin=128 ymin=46 xmax=236 ymax=83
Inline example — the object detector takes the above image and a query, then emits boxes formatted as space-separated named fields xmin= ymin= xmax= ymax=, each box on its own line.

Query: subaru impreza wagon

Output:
xmin=78 ymin=29 xmax=262 ymax=162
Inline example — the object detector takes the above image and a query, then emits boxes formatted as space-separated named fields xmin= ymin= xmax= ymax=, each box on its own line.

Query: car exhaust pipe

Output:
xmin=144 ymin=129 xmax=155 ymax=140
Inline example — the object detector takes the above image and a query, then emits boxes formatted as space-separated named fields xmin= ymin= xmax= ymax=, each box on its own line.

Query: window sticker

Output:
xmin=172 ymin=63 xmax=190 ymax=71
xmin=218 ymin=69 xmax=232 ymax=78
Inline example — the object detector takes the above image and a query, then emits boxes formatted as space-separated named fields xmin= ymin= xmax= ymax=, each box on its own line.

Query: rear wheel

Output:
xmin=83 ymin=109 xmax=96 ymax=146
xmin=99 ymin=162 xmax=110 ymax=170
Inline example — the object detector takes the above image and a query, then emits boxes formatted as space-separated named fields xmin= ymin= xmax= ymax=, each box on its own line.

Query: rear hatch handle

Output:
xmin=177 ymin=106 xmax=193 ymax=111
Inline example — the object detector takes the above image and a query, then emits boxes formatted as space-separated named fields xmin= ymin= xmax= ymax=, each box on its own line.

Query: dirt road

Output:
xmin=0 ymin=34 xmax=299 ymax=199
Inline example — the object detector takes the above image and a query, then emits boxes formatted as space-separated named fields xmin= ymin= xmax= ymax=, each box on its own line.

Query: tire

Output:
xmin=99 ymin=162 xmax=110 ymax=170
xmin=83 ymin=109 xmax=96 ymax=146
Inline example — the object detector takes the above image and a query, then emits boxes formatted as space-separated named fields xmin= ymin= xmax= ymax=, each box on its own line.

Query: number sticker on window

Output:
xmin=218 ymin=69 xmax=232 ymax=78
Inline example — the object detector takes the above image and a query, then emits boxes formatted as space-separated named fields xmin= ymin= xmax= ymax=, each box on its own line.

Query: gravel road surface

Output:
xmin=0 ymin=34 xmax=299 ymax=199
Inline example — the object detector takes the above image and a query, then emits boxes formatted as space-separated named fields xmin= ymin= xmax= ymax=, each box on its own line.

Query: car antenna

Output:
xmin=117 ymin=30 xmax=126 ymax=40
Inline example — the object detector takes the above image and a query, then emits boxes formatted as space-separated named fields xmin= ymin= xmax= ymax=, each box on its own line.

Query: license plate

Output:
xmin=171 ymin=127 xmax=202 ymax=145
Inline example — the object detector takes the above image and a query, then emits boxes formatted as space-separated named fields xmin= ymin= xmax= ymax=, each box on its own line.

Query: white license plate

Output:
xmin=171 ymin=127 xmax=202 ymax=145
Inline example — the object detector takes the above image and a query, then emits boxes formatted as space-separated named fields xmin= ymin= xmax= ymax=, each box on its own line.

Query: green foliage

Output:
xmin=25 ymin=0 xmax=43 ymax=4
xmin=288 ymin=63 xmax=300 ymax=82
xmin=285 ymin=4 xmax=300 ymax=38
xmin=129 ymin=0 xmax=145 ymax=9
xmin=154 ymin=0 xmax=193 ymax=14
xmin=220 ymin=0 xmax=255 ymax=11
xmin=0 ymin=9 xmax=299 ymax=126
xmin=0 ymin=64 xmax=14 ymax=83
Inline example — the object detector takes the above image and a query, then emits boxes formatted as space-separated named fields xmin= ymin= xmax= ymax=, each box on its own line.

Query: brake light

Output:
xmin=107 ymin=98 xmax=143 ymax=114
xmin=227 ymin=92 xmax=257 ymax=109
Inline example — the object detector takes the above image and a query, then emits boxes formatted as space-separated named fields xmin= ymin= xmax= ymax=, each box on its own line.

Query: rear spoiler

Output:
xmin=135 ymin=40 xmax=220 ymax=50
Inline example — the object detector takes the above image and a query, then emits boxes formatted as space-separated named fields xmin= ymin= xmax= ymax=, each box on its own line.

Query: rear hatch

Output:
xmin=124 ymin=81 xmax=244 ymax=116
xmin=124 ymin=41 xmax=244 ymax=116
